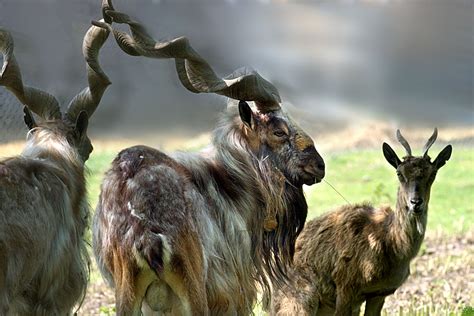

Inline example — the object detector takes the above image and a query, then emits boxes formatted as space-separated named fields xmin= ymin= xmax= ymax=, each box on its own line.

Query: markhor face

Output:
xmin=397 ymin=157 xmax=436 ymax=215
xmin=245 ymin=107 xmax=325 ymax=187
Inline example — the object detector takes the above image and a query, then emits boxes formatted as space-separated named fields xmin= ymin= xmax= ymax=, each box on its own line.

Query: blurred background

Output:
xmin=1 ymin=1 xmax=473 ymax=314
xmin=0 ymin=0 xmax=472 ymax=145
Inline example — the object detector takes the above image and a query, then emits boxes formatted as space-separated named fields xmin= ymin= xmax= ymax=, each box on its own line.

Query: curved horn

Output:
xmin=422 ymin=127 xmax=438 ymax=157
xmin=396 ymin=129 xmax=412 ymax=157
xmin=65 ymin=21 xmax=111 ymax=123
xmin=94 ymin=2 xmax=281 ymax=113
xmin=102 ymin=0 xmax=115 ymax=24
xmin=0 ymin=28 xmax=61 ymax=120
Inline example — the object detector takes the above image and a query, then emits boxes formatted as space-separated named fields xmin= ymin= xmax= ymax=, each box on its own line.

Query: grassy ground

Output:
xmin=2 ymin=141 xmax=471 ymax=314
xmin=304 ymin=147 xmax=474 ymax=235
xmin=81 ymin=146 xmax=473 ymax=315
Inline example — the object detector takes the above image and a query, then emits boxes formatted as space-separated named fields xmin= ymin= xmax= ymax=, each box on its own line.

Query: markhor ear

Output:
xmin=238 ymin=100 xmax=254 ymax=130
xmin=433 ymin=145 xmax=452 ymax=170
xmin=75 ymin=111 xmax=89 ymax=137
xmin=383 ymin=142 xmax=401 ymax=169
xmin=23 ymin=107 xmax=37 ymax=130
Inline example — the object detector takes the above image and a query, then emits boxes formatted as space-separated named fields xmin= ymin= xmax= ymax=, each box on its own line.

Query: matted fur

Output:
xmin=270 ymin=134 xmax=452 ymax=316
xmin=0 ymin=122 xmax=90 ymax=315
xmin=93 ymin=103 xmax=324 ymax=315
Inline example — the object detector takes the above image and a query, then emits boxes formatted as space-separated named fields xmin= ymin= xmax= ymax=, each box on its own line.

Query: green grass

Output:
xmin=304 ymin=147 xmax=474 ymax=235
xmin=86 ymin=147 xmax=474 ymax=235
xmin=85 ymin=151 xmax=117 ymax=208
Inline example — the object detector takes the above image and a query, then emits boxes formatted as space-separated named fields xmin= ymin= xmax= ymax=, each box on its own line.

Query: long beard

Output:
xmin=251 ymin=155 xmax=308 ymax=301
xmin=410 ymin=210 xmax=426 ymax=236
xmin=416 ymin=217 xmax=425 ymax=235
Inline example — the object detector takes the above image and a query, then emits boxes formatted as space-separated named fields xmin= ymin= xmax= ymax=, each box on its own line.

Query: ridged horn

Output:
xmin=94 ymin=1 xmax=281 ymax=113
xmin=396 ymin=129 xmax=412 ymax=157
xmin=0 ymin=28 xmax=61 ymax=120
xmin=422 ymin=128 xmax=438 ymax=157
xmin=65 ymin=21 xmax=111 ymax=123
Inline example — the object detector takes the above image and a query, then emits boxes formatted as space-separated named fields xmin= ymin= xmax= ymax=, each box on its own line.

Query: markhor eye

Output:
xmin=274 ymin=130 xmax=286 ymax=137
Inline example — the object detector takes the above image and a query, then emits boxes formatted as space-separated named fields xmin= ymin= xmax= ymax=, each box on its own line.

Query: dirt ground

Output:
xmin=78 ymin=232 xmax=473 ymax=315
xmin=382 ymin=233 xmax=473 ymax=315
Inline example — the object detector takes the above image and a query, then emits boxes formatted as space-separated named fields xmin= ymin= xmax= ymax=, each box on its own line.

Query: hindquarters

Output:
xmin=270 ymin=267 xmax=319 ymax=316
xmin=93 ymin=146 xmax=208 ymax=315
xmin=139 ymin=228 xmax=208 ymax=315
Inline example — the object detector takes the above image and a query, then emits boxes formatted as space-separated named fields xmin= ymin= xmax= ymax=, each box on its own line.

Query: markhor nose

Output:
xmin=304 ymin=161 xmax=325 ymax=182
xmin=317 ymin=161 xmax=325 ymax=173
xmin=410 ymin=198 xmax=423 ymax=207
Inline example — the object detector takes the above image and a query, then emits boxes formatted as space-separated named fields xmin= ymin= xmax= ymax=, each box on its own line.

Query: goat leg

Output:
xmin=335 ymin=291 xmax=355 ymax=316
xmin=364 ymin=296 xmax=386 ymax=316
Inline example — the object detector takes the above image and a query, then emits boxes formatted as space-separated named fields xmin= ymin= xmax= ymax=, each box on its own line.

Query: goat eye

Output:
xmin=273 ymin=130 xmax=286 ymax=137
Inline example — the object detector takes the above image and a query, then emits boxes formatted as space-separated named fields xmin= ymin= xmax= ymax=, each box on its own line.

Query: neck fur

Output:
xmin=204 ymin=111 xmax=307 ymax=299
xmin=21 ymin=128 xmax=86 ymax=204
xmin=390 ymin=187 xmax=427 ymax=261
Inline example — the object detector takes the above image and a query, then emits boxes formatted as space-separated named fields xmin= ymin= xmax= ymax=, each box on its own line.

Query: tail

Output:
xmin=134 ymin=231 xmax=172 ymax=275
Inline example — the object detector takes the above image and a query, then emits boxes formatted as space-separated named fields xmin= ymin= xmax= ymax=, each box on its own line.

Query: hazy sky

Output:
xmin=0 ymin=0 xmax=472 ymax=142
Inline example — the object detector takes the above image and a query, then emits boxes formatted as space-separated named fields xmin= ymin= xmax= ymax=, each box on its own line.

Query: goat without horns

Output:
xmin=271 ymin=129 xmax=452 ymax=316
xmin=92 ymin=1 xmax=325 ymax=315
xmin=0 ymin=22 xmax=110 ymax=315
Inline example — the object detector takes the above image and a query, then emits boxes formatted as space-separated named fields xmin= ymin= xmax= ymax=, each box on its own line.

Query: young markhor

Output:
xmin=271 ymin=129 xmax=452 ymax=316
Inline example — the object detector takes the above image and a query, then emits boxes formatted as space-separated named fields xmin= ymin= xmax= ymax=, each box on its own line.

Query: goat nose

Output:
xmin=410 ymin=198 xmax=423 ymax=206
xmin=317 ymin=161 xmax=325 ymax=172
xmin=302 ymin=146 xmax=325 ymax=181
xmin=304 ymin=160 xmax=325 ymax=182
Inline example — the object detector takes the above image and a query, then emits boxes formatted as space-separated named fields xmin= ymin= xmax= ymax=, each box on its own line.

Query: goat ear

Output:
xmin=383 ymin=142 xmax=401 ymax=169
xmin=432 ymin=145 xmax=452 ymax=170
xmin=23 ymin=107 xmax=37 ymax=130
xmin=238 ymin=100 xmax=255 ymax=130
xmin=75 ymin=111 xmax=89 ymax=136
